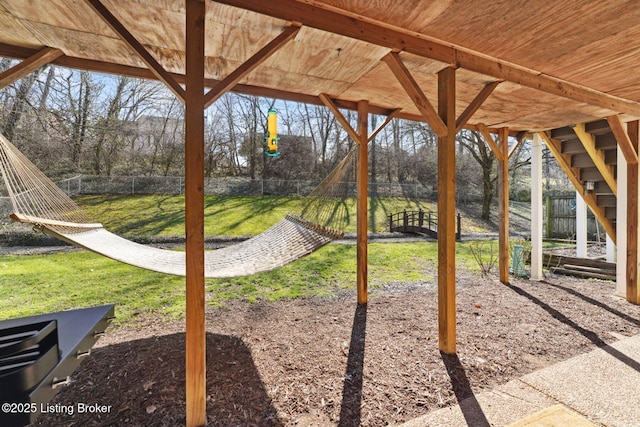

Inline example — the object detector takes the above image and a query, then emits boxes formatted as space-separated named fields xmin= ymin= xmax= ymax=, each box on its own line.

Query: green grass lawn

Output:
xmin=77 ymin=194 xmax=487 ymax=236
xmin=0 ymin=240 xmax=490 ymax=325
xmin=0 ymin=194 xmax=496 ymax=325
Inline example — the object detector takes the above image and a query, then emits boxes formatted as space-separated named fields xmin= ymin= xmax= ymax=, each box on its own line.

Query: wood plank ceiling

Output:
xmin=0 ymin=0 xmax=639 ymax=132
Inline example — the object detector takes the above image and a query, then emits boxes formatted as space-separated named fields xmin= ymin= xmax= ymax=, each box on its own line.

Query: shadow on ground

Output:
xmin=33 ymin=332 xmax=282 ymax=427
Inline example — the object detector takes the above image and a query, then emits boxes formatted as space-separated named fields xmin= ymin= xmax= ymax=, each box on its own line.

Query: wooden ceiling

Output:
xmin=0 ymin=0 xmax=639 ymax=132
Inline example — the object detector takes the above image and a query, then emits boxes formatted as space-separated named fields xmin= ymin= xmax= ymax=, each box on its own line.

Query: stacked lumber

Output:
xmin=543 ymin=253 xmax=616 ymax=281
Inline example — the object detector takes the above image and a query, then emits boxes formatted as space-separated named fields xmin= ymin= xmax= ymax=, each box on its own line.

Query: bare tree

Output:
xmin=0 ymin=63 xmax=60 ymax=171
xmin=236 ymin=95 xmax=268 ymax=180
xmin=92 ymin=77 xmax=166 ymax=176
xmin=140 ymin=98 xmax=185 ymax=176
xmin=457 ymin=130 xmax=495 ymax=219
xmin=46 ymin=70 xmax=99 ymax=173
xmin=1 ymin=67 xmax=45 ymax=141
xmin=303 ymin=103 xmax=337 ymax=173
xmin=370 ymin=114 xmax=377 ymax=184
xmin=92 ymin=76 xmax=128 ymax=175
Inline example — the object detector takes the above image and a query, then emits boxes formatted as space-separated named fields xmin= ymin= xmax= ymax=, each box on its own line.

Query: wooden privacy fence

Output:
xmin=546 ymin=193 xmax=601 ymax=240
xmin=389 ymin=209 xmax=461 ymax=240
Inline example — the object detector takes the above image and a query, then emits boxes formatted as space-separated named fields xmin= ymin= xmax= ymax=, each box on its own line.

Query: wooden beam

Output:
xmin=477 ymin=123 xmax=504 ymax=161
xmin=0 ymin=47 xmax=63 ymax=89
xmin=204 ymin=24 xmax=300 ymax=109
xmin=572 ymin=123 xmax=617 ymax=196
xmin=367 ymin=108 xmax=401 ymax=143
xmin=213 ymin=0 xmax=640 ymax=117
xmin=627 ymin=120 xmax=639 ymax=304
xmin=608 ymin=115 xmax=639 ymax=165
xmin=86 ymin=0 xmax=186 ymax=102
xmin=184 ymin=1 xmax=206 ymax=426
xmin=456 ymin=50 xmax=640 ymax=116
xmin=382 ymin=52 xmax=448 ymax=137
xmin=498 ymin=127 xmax=510 ymax=284
xmin=465 ymin=123 xmax=507 ymax=135
xmin=0 ymin=42 xmax=434 ymax=123
xmin=437 ymin=66 xmax=456 ymax=355
xmin=455 ymin=81 xmax=500 ymax=133
xmin=539 ymin=131 xmax=617 ymax=244
xmin=216 ymin=0 xmax=455 ymax=64
xmin=0 ymin=42 xmax=461 ymax=127
xmin=319 ymin=93 xmax=361 ymax=143
xmin=356 ymin=100 xmax=368 ymax=305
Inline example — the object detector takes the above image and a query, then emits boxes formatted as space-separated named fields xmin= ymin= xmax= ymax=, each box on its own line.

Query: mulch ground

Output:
xmin=32 ymin=270 xmax=640 ymax=427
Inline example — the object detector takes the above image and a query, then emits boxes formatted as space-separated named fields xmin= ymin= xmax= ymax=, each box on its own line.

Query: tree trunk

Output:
xmin=3 ymin=69 xmax=41 ymax=141
xmin=69 ymin=71 xmax=92 ymax=171
xmin=481 ymin=162 xmax=495 ymax=220
xmin=370 ymin=114 xmax=377 ymax=185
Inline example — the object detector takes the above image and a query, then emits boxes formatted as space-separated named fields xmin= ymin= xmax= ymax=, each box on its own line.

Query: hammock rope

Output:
xmin=0 ymin=134 xmax=355 ymax=278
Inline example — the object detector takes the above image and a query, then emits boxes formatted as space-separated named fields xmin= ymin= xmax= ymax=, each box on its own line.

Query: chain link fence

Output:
xmin=0 ymin=197 xmax=11 ymax=227
xmin=55 ymin=175 xmax=452 ymax=199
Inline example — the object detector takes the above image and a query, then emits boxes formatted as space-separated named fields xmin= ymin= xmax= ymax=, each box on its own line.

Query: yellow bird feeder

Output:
xmin=265 ymin=108 xmax=280 ymax=157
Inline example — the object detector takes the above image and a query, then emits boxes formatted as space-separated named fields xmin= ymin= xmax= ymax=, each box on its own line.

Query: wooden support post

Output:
xmin=576 ymin=191 xmax=588 ymax=258
xmin=530 ymin=133 xmax=543 ymax=280
xmin=627 ymin=120 xmax=639 ymax=304
xmin=320 ymin=97 xmax=393 ymax=306
xmin=356 ymin=100 xmax=369 ymax=305
xmin=185 ymin=1 xmax=206 ymax=426
xmin=498 ymin=127 xmax=510 ymax=283
xmin=437 ymin=67 xmax=456 ymax=354
xmin=617 ymin=144 xmax=627 ymax=297
xmin=606 ymin=235 xmax=616 ymax=263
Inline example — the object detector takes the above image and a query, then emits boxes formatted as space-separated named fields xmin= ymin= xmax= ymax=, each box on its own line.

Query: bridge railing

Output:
xmin=389 ymin=209 xmax=461 ymax=240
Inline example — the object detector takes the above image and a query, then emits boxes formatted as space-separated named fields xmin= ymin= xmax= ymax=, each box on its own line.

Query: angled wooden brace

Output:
xmin=368 ymin=109 xmax=402 ymax=143
xmin=508 ymin=132 xmax=527 ymax=159
xmin=320 ymin=94 xmax=400 ymax=145
xmin=204 ymin=24 xmax=301 ymax=108
xmin=382 ymin=52 xmax=447 ymax=137
xmin=86 ymin=0 xmax=186 ymax=102
xmin=0 ymin=47 xmax=63 ymax=89
xmin=477 ymin=123 xmax=504 ymax=161
xmin=539 ymin=131 xmax=616 ymax=244
xmin=572 ymin=122 xmax=617 ymax=195
xmin=319 ymin=93 xmax=361 ymax=143
xmin=608 ymin=115 xmax=639 ymax=164
xmin=455 ymin=81 xmax=500 ymax=133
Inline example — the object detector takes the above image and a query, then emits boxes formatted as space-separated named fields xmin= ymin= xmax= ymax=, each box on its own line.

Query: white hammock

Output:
xmin=0 ymin=134 xmax=348 ymax=278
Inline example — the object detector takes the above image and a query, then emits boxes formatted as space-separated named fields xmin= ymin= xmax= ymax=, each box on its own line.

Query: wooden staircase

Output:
xmin=542 ymin=119 xmax=617 ymax=244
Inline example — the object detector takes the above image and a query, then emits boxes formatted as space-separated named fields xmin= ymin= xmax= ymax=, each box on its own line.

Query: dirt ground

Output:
xmin=30 ymin=266 xmax=640 ymax=427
